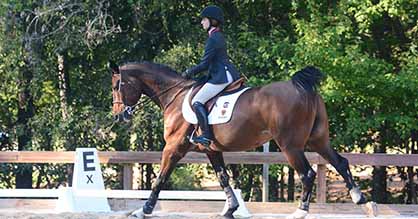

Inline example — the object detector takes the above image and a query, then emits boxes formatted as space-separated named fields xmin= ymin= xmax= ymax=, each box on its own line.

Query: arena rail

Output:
xmin=1 ymin=151 xmax=418 ymax=203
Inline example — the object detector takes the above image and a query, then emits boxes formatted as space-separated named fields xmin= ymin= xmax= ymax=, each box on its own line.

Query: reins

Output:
xmin=118 ymin=73 xmax=191 ymax=116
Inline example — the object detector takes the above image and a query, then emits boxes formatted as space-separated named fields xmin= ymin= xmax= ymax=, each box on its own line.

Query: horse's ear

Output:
xmin=108 ymin=60 xmax=119 ymax=75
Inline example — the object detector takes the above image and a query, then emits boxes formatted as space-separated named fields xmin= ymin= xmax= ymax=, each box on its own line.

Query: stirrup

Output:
xmin=192 ymin=135 xmax=212 ymax=148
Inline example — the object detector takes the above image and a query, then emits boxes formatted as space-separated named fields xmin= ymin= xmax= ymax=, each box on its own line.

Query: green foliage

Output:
xmin=167 ymin=165 xmax=204 ymax=190
xmin=154 ymin=42 xmax=199 ymax=72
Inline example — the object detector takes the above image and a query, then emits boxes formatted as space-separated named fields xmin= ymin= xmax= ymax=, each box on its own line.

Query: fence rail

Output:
xmin=1 ymin=151 xmax=418 ymax=203
xmin=2 ymin=151 xmax=418 ymax=165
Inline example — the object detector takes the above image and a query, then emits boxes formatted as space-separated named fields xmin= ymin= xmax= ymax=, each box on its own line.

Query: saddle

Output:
xmin=188 ymin=77 xmax=246 ymax=111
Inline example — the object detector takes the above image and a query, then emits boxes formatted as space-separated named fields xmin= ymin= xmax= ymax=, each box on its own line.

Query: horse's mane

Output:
xmin=122 ymin=61 xmax=180 ymax=77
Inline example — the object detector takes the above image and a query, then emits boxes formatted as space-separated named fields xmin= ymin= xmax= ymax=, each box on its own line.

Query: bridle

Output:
xmin=113 ymin=71 xmax=190 ymax=117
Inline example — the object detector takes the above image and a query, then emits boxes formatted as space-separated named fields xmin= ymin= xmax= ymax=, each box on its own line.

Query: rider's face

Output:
xmin=201 ymin=17 xmax=210 ymax=30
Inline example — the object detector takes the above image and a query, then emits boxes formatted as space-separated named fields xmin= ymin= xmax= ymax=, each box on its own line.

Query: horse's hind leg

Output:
xmin=308 ymin=131 xmax=367 ymax=204
xmin=207 ymin=151 xmax=239 ymax=219
xmin=279 ymin=146 xmax=316 ymax=219
xmin=310 ymin=139 xmax=367 ymax=204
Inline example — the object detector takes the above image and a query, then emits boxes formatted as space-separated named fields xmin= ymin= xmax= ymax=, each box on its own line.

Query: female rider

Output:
xmin=183 ymin=5 xmax=241 ymax=148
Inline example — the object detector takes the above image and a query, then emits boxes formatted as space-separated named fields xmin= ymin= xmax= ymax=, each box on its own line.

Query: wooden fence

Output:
xmin=1 ymin=151 xmax=418 ymax=203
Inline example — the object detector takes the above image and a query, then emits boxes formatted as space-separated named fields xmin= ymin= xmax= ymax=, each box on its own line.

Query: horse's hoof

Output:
xmin=129 ymin=208 xmax=145 ymax=218
xmin=142 ymin=202 xmax=154 ymax=215
xmin=221 ymin=202 xmax=239 ymax=217
xmin=221 ymin=210 xmax=235 ymax=218
xmin=286 ymin=209 xmax=308 ymax=219
xmin=221 ymin=213 xmax=235 ymax=219
xmin=350 ymin=187 xmax=366 ymax=204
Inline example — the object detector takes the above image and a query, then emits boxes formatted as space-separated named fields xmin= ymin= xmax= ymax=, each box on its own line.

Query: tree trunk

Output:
xmin=15 ymin=40 xmax=35 ymax=189
xmin=370 ymin=0 xmax=392 ymax=62
xmin=269 ymin=141 xmax=278 ymax=201
xmin=244 ymin=171 xmax=254 ymax=201
xmin=145 ymin=164 xmax=153 ymax=189
xmin=145 ymin=119 xmax=154 ymax=190
xmin=269 ymin=174 xmax=278 ymax=202
xmin=288 ymin=166 xmax=295 ymax=201
xmin=372 ymin=131 xmax=388 ymax=203
xmin=139 ymin=164 xmax=144 ymax=190
xmin=408 ymin=130 xmax=418 ymax=203
xmin=57 ymin=52 xmax=70 ymax=120
xmin=57 ymin=52 xmax=74 ymax=186
xmin=279 ymin=166 xmax=285 ymax=201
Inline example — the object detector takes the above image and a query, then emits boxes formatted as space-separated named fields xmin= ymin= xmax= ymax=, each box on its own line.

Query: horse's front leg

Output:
xmin=131 ymin=146 xmax=185 ymax=217
xmin=207 ymin=151 xmax=239 ymax=219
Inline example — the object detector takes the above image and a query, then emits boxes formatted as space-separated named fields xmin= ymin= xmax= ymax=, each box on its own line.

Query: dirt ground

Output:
xmin=0 ymin=211 xmax=417 ymax=219
xmin=0 ymin=212 xmax=285 ymax=219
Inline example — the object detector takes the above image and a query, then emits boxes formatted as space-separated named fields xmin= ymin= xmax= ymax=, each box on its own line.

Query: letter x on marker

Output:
xmin=86 ymin=174 xmax=93 ymax=184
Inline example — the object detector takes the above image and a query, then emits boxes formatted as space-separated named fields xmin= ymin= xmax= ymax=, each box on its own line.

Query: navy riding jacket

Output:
xmin=187 ymin=30 xmax=240 ymax=84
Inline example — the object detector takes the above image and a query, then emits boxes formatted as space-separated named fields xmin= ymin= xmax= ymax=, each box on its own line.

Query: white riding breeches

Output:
xmin=192 ymin=71 xmax=233 ymax=105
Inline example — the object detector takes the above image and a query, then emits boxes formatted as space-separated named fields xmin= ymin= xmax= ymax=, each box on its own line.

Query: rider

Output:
xmin=183 ymin=5 xmax=241 ymax=148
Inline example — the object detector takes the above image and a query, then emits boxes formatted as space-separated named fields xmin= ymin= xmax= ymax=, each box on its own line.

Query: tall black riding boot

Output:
xmin=192 ymin=102 xmax=214 ymax=148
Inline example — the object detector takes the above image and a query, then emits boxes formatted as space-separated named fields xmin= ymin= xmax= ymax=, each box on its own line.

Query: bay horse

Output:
xmin=111 ymin=61 xmax=366 ymax=219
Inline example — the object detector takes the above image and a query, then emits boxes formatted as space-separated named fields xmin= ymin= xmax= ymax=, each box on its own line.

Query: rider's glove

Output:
xmin=182 ymin=69 xmax=192 ymax=79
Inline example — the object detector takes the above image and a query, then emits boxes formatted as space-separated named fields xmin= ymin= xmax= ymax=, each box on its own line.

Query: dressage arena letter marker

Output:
xmin=83 ymin=151 xmax=96 ymax=184
xmin=70 ymin=148 xmax=111 ymax=212
xmin=83 ymin=151 xmax=95 ymax=171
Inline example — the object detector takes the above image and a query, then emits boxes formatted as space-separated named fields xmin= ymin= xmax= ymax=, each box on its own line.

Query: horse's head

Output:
xmin=111 ymin=63 xmax=143 ymax=122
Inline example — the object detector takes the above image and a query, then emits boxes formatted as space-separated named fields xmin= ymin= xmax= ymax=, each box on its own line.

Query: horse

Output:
xmin=111 ymin=61 xmax=367 ymax=219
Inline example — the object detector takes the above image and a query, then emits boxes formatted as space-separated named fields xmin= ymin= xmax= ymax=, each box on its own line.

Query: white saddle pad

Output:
xmin=182 ymin=87 xmax=251 ymax=125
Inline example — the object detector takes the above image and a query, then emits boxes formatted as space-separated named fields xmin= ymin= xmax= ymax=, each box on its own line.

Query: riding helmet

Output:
xmin=200 ymin=5 xmax=224 ymax=24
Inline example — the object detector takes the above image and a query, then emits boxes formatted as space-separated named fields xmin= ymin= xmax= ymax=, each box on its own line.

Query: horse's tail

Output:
xmin=291 ymin=66 xmax=323 ymax=94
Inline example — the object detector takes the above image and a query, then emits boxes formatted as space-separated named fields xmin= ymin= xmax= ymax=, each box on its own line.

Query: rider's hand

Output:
xmin=182 ymin=69 xmax=192 ymax=79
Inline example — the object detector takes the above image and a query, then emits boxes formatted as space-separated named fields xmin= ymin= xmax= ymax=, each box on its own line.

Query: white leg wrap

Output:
xmin=286 ymin=208 xmax=308 ymax=219
xmin=130 ymin=207 xmax=145 ymax=219
xmin=365 ymin=201 xmax=378 ymax=217
xmin=350 ymin=187 xmax=363 ymax=204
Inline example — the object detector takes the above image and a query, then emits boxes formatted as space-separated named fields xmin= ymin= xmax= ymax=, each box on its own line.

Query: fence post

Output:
xmin=316 ymin=164 xmax=326 ymax=203
xmin=123 ymin=164 xmax=133 ymax=190
xmin=262 ymin=142 xmax=269 ymax=202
